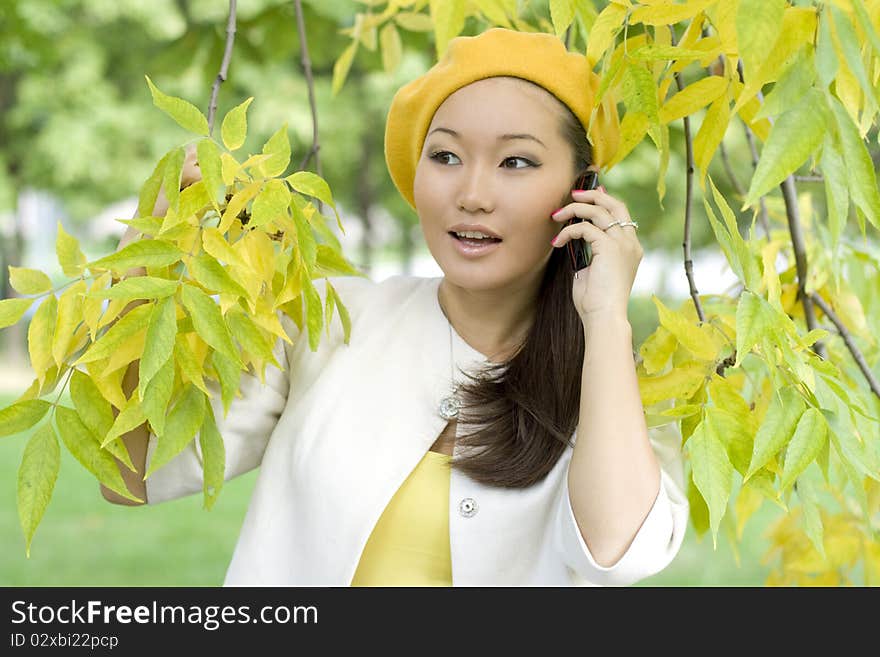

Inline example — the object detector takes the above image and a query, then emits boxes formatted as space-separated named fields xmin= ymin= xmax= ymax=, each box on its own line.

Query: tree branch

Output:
xmin=809 ymin=292 xmax=880 ymax=398
xmin=669 ymin=26 xmax=705 ymax=323
xmin=294 ymin=0 xmax=323 ymax=187
xmin=719 ymin=140 xmax=745 ymax=198
xmin=207 ymin=0 xmax=238 ymax=136
xmin=779 ymin=175 xmax=826 ymax=359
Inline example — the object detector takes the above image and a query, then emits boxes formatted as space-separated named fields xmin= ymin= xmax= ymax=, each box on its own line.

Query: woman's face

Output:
xmin=413 ymin=77 xmax=578 ymax=292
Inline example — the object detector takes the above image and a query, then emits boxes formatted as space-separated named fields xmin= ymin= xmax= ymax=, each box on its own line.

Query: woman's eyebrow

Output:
xmin=427 ymin=127 xmax=547 ymax=149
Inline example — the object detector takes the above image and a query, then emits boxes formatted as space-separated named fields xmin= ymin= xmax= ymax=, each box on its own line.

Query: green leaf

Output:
xmin=851 ymin=0 xmax=880 ymax=58
xmin=0 ymin=400 xmax=52 ymax=438
xmin=226 ymin=309 xmax=277 ymax=364
xmin=86 ymin=276 xmax=179 ymax=301
xmin=250 ymin=179 xmax=291 ymax=230
xmin=55 ymin=406 xmax=142 ymax=503
xmin=137 ymin=151 xmax=172 ymax=219
xmin=189 ymin=254 xmax=249 ymax=298
xmin=302 ymin=273 xmax=324 ymax=352
xmin=780 ymin=407 xmax=828 ymax=491
xmin=828 ymin=94 xmax=880 ymax=231
xmin=69 ymin=370 xmax=134 ymax=472
xmin=291 ymin=200 xmax=317 ymax=268
xmin=142 ymin=356 xmax=175 ymax=439
xmin=88 ymin=240 xmax=184 ymax=275
xmin=735 ymin=291 xmax=772 ymax=367
xmin=102 ymin=395 xmax=147 ymax=448
xmin=210 ymin=350 xmax=241 ymax=416
xmin=821 ymin=132 xmax=849 ymax=248
xmin=315 ymin=245 xmax=363 ymax=279
xmin=138 ymin=296 xmax=178 ymax=399
xmin=795 ymin=474 xmax=825 ymax=558
xmin=0 ymin=297 xmax=35 ymax=329
xmin=55 ymin=221 xmax=87 ymax=278
xmin=197 ymin=138 xmax=225 ymax=211
xmin=199 ymin=403 xmax=225 ymax=510
xmin=744 ymin=89 xmax=828 ymax=206
xmin=179 ymin=283 xmax=240 ymax=365
xmin=221 ymin=97 xmax=254 ymax=151
xmin=259 ymin=124 xmax=291 ymax=178
xmin=705 ymin=407 xmax=753 ymax=476
xmin=75 ymin=303 xmax=153 ymax=365
xmin=686 ymin=414 xmax=734 ymax=547
xmin=830 ymin=7 xmax=879 ymax=112
xmin=549 ymin=0 xmax=575 ymax=38
xmin=17 ymin=422 xmax=60 ymax=557
xmin=145 ymin=75 xmax=209 ymax=136
xmin=9 ymin=266 xmax=52 ymax=295
xmin=754 ymin=46 xmax=816 ymax=121
xmin=746 ymin=386 xmax=806 ymax=477
xmin=287 ymin=171 xmax=337 ymax=211
xmin=145 ymin=384 xmax=206 ymax=477
xmin=161 ymin=146 xmax=185 ymax=215
xmin=815 ymin=9 xmax=838 ymax=89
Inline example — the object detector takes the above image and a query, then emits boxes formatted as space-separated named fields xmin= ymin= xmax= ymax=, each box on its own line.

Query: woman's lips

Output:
xmin=449 ymin=232 xmax=502 ymax=257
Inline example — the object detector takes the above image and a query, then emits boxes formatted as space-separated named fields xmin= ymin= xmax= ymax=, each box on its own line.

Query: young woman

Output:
xmin=103 ymin=27 xmax=689 ymax=587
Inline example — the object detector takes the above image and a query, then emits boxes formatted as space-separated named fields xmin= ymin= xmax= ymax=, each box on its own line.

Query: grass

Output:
xmin=1 ymin=392 xmax=776 ymax=587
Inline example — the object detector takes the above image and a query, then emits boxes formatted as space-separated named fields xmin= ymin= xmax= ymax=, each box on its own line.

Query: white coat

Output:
xmin=144 ymin=274 xmax=689 ymax=586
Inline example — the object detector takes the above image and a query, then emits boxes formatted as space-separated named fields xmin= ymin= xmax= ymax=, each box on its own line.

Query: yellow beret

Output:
xmin=384 ymin=27 xmax=621 ymax=210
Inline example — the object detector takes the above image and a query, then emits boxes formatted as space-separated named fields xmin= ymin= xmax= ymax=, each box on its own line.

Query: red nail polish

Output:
xmin=550 ymin=236 xmax=557 ymax=244
xmin=572 ymin=189 xmax=587 ymax=193
xmin=551 ymin=208 xmax=562 ymax=217
xmin=598 ymin=185 xmax=607 ymax=193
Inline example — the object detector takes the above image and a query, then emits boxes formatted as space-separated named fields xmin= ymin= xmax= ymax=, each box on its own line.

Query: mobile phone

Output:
xmin=566 ymin=170 xmax=600 ymax=272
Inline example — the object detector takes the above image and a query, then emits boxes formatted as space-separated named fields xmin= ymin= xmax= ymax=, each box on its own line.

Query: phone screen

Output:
xmin=566 ymin=171 xmax=600 ymax=271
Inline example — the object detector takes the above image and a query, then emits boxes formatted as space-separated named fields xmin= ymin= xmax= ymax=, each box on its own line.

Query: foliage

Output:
xmin=2 ymin=0 xmax=880 ymax=584
xmin=0 ymin=80 xmax=365 ymax=556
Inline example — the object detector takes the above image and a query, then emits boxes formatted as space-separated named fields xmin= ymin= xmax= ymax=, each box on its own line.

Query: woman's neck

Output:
xmin=437 ymin=275 xmax=540 ymax=363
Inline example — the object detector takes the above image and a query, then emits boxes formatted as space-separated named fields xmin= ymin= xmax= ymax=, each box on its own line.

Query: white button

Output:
xmin=458 ymin=497 xmax=478 ymax=518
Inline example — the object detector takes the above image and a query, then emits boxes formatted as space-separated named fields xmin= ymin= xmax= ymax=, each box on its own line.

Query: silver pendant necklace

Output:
xmin=438 ymin=316 xmax=461 ymax=420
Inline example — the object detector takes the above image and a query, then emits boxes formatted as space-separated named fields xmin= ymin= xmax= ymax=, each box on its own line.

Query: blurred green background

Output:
xmin=1 ymin=0 xmax=810 ymax=586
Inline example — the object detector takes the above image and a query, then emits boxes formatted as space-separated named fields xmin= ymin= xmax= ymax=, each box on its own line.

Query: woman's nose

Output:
xmin=455 ymin=166 xmax=495 ymax=213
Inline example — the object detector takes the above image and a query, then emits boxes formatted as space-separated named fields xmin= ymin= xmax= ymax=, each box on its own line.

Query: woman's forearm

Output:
xmin=567 ymin=313 xmax=661 ymax=567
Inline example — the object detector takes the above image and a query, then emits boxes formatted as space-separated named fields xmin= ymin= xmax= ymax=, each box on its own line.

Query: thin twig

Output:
xmin=794 ymin=175 xmax=824 ymax=183
xmin=809 ymin=292 xmax=880 ymax=398
xmin=779 ymin=176 xmax=826 ymax=359
xmin=669 ymin=25 xmax=705 ymax=323
xmin=294 ymin=0 xmax=323 ymax=181
xmin=207 ymin=0 xmax=238 ymax=135
xmin=741 ymin=124 xmax=772 ymax=240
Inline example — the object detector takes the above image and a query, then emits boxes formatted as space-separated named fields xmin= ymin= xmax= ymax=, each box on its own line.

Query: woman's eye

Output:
xmin=429 ymin=151 xmax=460 ymax=165
xmin=502 ymin=156 xmax=535 ymax=169
xmin=429 ymin=151 xmax=536 ymax=169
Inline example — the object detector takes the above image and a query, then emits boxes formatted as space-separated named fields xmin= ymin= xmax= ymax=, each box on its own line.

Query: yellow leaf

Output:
xmin=631 ymin=0 xmax=717 ymax=26
xmin=202 ymin=227 xmax=249 ymax=270
xmin=218 ymin=181 xmax=261 ymax=234
xmin=586 ymin=2 xmax=627 ymax=68
xmin=638 ymin=360 xmax=711 ymax=406
xmin=102 ymin=327 xmax=147 ymax=377
xmin=51 ymin=280 xmax=86 ymax=367
xmin=605 ymin=111 xmax=649 ymax=169
xmin=331 ymin=40 xmax=358 ymax=97
xmin=220 ymin=152 xmax=240 ymax=187
xmin=55 ymin=221 xmax=87 ymax=278
xmin=652 ymin=296 xmax=718 ymax=360
xmin=238 ymin=230 xmax=277 ymax=285
xmin=28 ymin=295 xmax=57 ymax=386
xmin=380 ymin=22 xmax=402 ymax=73
xmin=220 ymin=97 xmax=254 ymax=151
xmin=639 ymin=324 xmax=678 ymax=375
xmin=9 ymin=266 xmax=53 ymax=296
xmin=693 ymin=91 xmax=731 ymax=177
xmin=17 ymin=422 xmax=60 ymax=557
xmin=85 ymin=359 xmax=127 ymax=411
xmin=659 ymin=75 xmax=729 ymax=124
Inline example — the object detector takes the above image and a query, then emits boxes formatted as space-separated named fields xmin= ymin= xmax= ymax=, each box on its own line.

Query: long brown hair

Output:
xmin=451 ymin=79 xmax=595 ymax=488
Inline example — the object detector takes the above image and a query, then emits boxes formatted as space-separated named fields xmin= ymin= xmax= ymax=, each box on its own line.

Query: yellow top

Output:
xmin=350 ymin=450 xmax=453 ymax=587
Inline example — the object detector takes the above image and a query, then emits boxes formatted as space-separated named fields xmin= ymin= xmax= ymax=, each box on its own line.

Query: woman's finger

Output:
xmin=550 ymin=218 xmax=608 ymax=247
xmin=550 ymin=201 xmax=615 ymax=229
